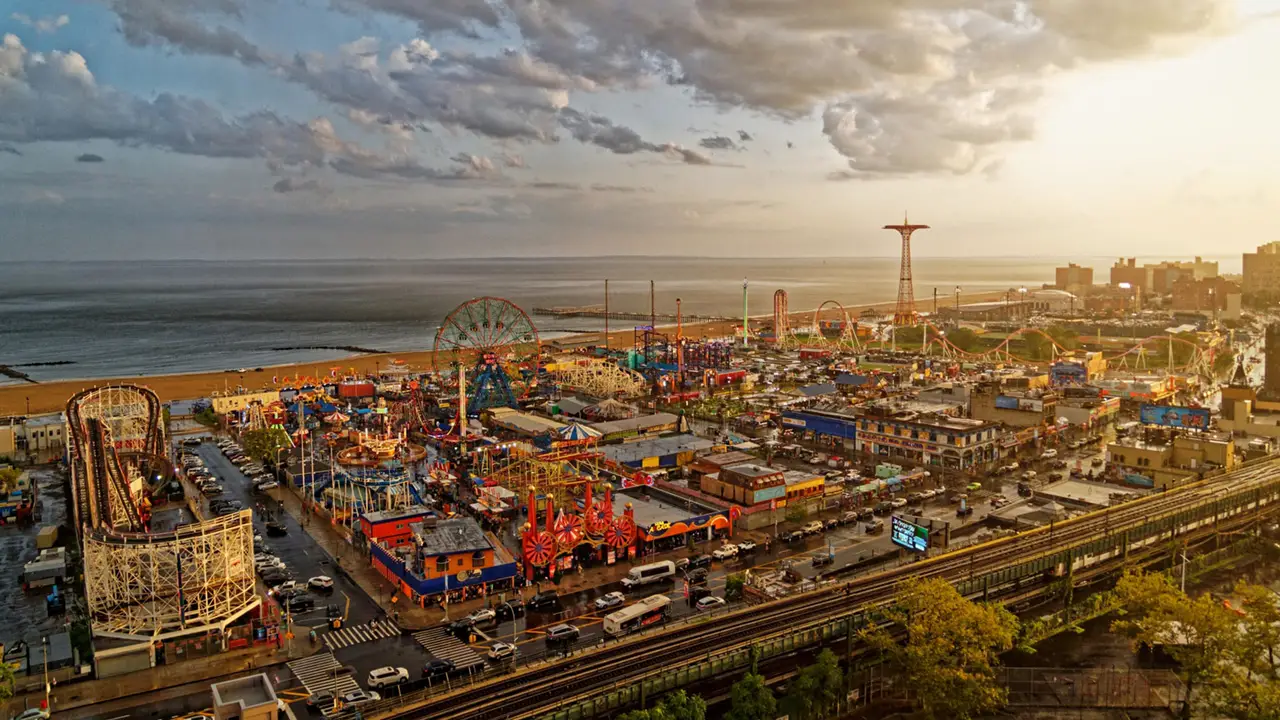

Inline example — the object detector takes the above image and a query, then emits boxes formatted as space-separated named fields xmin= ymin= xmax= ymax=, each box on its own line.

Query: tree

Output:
xmin=1111 ymin=570 xmax=1239 ymax=717
xmin=240 ymin=427 xmax=292 ymax=463
xmin=785 ymin=649 xmax=843 ymax=719
xmin=861 ymin=577 xmax=1018 ymax=720
xmin=726 ymin=672 xmax=777 ymax=720
xmin=946 ymin=327 xmax=980 ymax=352
xmin=618 ymin=690 xmax=707 ymax=720
xmin=725 ymin=573 xmax=745 ymax=602
xmin=1043 ymin=325 xmax=1081 ymax=351
xmin=785 ymin=504 xmax=807 ymax=524
xmin=0 ymin=467 xmax=22 ymax=493
xmin=0 ymin=660 xmax=14 ymax=702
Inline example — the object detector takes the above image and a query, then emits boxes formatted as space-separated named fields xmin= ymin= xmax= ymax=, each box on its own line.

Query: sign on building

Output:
xmin=890 ymin=516 xmax=929 ymax=553
xmin=1138 ymin=404 xmax=1210 ymax=430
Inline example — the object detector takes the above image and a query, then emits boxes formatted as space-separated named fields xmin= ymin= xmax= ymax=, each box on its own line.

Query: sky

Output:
xmin=2 ymin=0 xmax=1278 ymax=260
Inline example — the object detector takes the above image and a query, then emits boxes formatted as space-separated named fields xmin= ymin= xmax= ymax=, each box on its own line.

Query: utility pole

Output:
xmin=933 ymin=287 xmax=938 ymax=315
xmin=742 ymin=279 xmax=749 ymax=347
xmin=604 ymin=279 xmax=609 ymax=351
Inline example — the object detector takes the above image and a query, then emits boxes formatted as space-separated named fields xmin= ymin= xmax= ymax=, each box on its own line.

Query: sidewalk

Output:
xmin=3 ymin=644 xmax=296 ymax=719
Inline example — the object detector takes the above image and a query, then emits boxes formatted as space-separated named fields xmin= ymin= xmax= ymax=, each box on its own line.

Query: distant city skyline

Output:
xmin=2 ymin=1 xmax=1279 ymax=260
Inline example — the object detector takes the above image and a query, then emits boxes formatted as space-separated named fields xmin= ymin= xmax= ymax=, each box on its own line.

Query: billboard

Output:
xmin=891 ymin=516 xmax=929 ymax=553
xmin=994 ymin=395 xmax=1020 ymax=410
xmin=995 ymin=395 xmax=1044 ymax=412
xmin=1139 ymin=404 xmax=1210 ymax=430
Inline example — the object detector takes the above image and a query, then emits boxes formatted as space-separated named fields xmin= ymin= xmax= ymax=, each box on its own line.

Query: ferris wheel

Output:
xmin=433 ymin=296 xmax=541 ymax=410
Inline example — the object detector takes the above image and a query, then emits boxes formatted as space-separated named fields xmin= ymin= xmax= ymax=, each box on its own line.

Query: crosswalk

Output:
xmin=287 ymin=652 xmax=361 ymax=697
xmin=412 ymin=628 xmax=485 ymax=668
xmin=322 ymin=619 xmax=402 ymax=651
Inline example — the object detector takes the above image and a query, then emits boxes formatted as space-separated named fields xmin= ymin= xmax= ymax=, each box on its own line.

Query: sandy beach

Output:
xmin=0 ymin=291 xmax=1006 ymax=416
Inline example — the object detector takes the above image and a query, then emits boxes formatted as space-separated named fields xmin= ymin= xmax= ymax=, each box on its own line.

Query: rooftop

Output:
xmin=211 ymin=673 xmax=277 ymax=712
xmin=782 ymin=470 xmax=823 ymax=486
xmin=489 ymin=409 xmax=566 ymax=436
xmin=609 ymin=488 xmax=719 ymax=529
xmin=598 ymin=434 xmax=716 ymax=464
xmin=724 ymin=463 xmax=782 ymax=479
xmin=414 ymin=517 xmax=493 ymax=556
xmin=590 ymin=412 xmax=680 ymax=435
xmin=363 ymin=505 xmax=434 ymax=525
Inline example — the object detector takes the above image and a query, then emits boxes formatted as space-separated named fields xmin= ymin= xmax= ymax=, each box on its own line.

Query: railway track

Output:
xmin=375 ymin=457 xmax=1280 ymax=720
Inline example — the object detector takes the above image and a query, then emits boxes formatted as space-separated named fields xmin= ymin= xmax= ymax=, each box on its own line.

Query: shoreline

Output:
xmin=0 ymin=291 xmax=1005 ymax=417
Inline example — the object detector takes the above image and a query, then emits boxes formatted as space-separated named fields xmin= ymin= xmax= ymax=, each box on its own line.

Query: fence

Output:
xmin=1001 ymin=667 xmax=1184 ymax=709
xmin=846 ymin=665 xmax=1183 ymax=712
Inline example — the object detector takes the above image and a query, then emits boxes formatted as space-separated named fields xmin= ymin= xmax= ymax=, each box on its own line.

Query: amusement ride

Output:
xmin=433 ymin=297 xmax=541 ymax=412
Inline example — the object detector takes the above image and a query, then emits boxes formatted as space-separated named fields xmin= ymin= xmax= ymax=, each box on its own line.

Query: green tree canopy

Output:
xmin=617 ymin=690 xmax=707 ymax=720
xmin=240 ymin=427 xmax=292 ymax=463
xmin=0 ymin=467 xmax=23 ymax=493
xmin=785 ymin=649 xmax=844 ymax=720
xmin=946 ymin=327 xmax=980 ymax=352
xmin=1112 ymin=570 xmax=1280 ymax=719
xmin=726 ymin=672 xmax=777 ymax=720
xmin=861 ymin=577 xmax=1019 ymax=720
xmin=0 ymin=660 xmax=15 ymax=702
xmin=784 ymin=504 xmax=807 ymax=524
xmin=725 ymin=573 xmax=745 ymax=602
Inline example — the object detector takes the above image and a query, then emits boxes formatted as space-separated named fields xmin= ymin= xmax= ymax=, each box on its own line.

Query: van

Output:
xmin=545 ymin=624 xmax=580 ymax=644
xmin=621 ymin=561 xmax=676 ymax=590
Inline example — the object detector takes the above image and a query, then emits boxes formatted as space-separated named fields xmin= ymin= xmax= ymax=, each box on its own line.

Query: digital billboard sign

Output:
xmin=1139 ymin=404 xmax=1210 ymax=430
xmin=891 ymin=516 xmax=929 ymax=553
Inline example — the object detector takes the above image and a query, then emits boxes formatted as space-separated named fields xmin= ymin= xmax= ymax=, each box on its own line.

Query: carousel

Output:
xmin=325 ymin=428 xmax=429 ymax=527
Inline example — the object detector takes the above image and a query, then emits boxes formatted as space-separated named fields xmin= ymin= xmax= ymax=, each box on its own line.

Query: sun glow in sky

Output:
xmin=1 ymin=0 xmax=1277 ymax=260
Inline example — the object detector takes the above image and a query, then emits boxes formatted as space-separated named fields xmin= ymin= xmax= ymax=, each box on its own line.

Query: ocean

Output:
xmin=0 ymin=256 xmax=1242 ymax=383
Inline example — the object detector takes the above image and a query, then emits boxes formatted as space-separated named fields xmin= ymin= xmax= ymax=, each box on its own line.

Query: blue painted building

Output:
xmin=781 ymin=409 xmax=859 ymax=441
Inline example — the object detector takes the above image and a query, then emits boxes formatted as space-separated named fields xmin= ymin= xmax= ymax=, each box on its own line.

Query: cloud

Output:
xmin=76 ymin=153 xmax=105 ymax=163
xmin=10 ymin=13 xmax=70 ymax=35
xmin=22 ymin=189 xmax=64 ymax=205
xmin=737 ymin=130 xmax=752 ymax=142
xmin=499 ymin=151 xmax=525 ymax=168
xmin=272 ymin=177 xmax=323 ymax=193
xmin=0 ymin=33 xmax=467 ymax=185
xmin=110 ymin=0 xmax=270 ymax=65
xmin=699 ymin=135 xmax=738 ymax=151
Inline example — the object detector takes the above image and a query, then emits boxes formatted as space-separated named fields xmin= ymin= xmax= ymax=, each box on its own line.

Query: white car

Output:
xmin=594 ymin=591 xmax=625 ymax=610
xmin=308 ymin=575 xmax=334 ymax=590
xmin=695 ymin=596 xmax=727 ymax=611
xmin=341 ymin=690 xmax=381 ymax=705
xmin=737 ymin=540 xmax=757 ymax=553
xmin=367 ymin=666 xmax=409 ymax=689
xmin=256 ymin=480 xmax=279 ymax=490
xmin=712 ymin=544 xmax=739 ymax=560
xmin=487 ymin=641 xmax=517 ymax=661
xmin=1042 ymin=449 xmax=1058 ymax=459
xmin=271 ymin=580 xmax=298 ymax=594
xmin=468 ymin=608 xmax=497 ymax=624
xmin=889 ymin=498 xmax=908 ymax=509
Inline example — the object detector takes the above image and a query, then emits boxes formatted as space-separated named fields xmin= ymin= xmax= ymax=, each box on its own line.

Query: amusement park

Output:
xmin=17 ymin=219 xmax=1278 ymax=720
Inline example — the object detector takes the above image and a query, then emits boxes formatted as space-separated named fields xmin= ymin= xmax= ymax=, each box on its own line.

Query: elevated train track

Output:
xmin=366 ymin=456 xmax=1280 ymax=720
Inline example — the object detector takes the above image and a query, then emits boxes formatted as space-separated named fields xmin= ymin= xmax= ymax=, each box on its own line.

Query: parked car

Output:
xmin=695 ymin=596 xmax=727 ymax=611
xmin=305 ymin=690 xmax=335 ymax=710
xmin=545 ymin=624 xmax=580 ymax=644
xmin=285 ymin=595 xmax=315 ymax=612
xmin=1042 ymin=449 xmax=1058 ymax=459
xmin=487 ymin=642 xmax=517 ymax=661
xmin=688 ymin=554 xmax=713 ymax=569
xmin=423 ymin=659 xmax=456 ymax=680
xmin=874 ymin=501 xmax=893 ymax=515
xmin=812 ymin=553 xmax=834 ymax=568
xmin=308 ymin=575 xmax=334 ymax=591
xmin=594 ymin=591 xmax=625 ymax=610
xmin=495 ymin=599 xmax=525 ymax=620
xmin=823 ymin=517 xmax=839 ymax=531
xmin=340 ymin=690 xmax=381 ymax=706
xmin=889 ymin=498 xmax=908 ymax=509
xmin=686 ymin=568 xmax=709 ymax=585
xmin=468 ymin=608 xmax=497 ymax=625
xmin=255 ymin=480 xmax=279 ymax=491
xmin=367 ymin=666 xmax=409 ymax=689
xmin=266 ymin=521 xmax=287 ymax=537
xmin=712 ymin=543 xmax=739 ymax=560
xmin=957 ymin=505 xmax=974 ymax=518
xmin=777 ymin=530 xmax=803 ymax=543
xmin=967 ymin=481 xmax=983 ymax=491
xmin=802 ymin=521 xmax=823 ymax=535
xmin=864 ymin=519 xmax=885 ymax=534
xmin=856 ymin=507 xmax=875 ymax=521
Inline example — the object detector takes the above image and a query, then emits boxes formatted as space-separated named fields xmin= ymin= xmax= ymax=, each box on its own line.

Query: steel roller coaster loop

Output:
xmin=433 ymin=296 xmax=541 ymax=411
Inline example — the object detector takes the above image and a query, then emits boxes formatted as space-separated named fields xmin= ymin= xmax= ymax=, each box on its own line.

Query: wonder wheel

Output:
xmin=433 ymin=297 xmax=541 ymax=411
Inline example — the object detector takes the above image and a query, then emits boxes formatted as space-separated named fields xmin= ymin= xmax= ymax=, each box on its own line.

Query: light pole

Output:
xmin=1018 ymin=286 xmax=1027 ymax=320
xmin=1118 ymin=283 xmax=1133 ymax=338
xmin=42 ymin=635 xmax=49 ymax=712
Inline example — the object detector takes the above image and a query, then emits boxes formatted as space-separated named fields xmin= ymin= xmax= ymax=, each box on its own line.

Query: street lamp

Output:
xmin=1018 ymin=287 xmax=1028 ymax=319
xmin=954 ymin=286 xmax=961 ymax=323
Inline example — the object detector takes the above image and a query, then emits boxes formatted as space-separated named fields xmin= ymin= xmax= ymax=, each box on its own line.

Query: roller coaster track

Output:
xmin=67 ymin=385 xmax=163 ymax=532
xmin=869 ymin=320 xmax=1217 ymax=375
xmin=371 ymin=456 xmax=1280 ymax=720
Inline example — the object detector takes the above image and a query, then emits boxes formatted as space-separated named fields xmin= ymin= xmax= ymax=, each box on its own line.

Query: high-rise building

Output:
xmin=1110 ymin=258 xmax=1151 ymax=293
xmin=1266 ymin=322 xmax=1280 ymax=397
xmin=1243 ymin=242 xmax=1280 ymax=295
xmin=1054 ymin=263 xmax=1093 ymax=294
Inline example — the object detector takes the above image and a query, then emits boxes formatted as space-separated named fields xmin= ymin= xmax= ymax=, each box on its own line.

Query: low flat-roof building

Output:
xmin=702 ymin=463 xmax=786 ymax=507
xmin=598 ymin=434 xmax=715 ymax=469
xmin=856 ymin=405 xmax=1000 ymax=471
xmin=211 ymin=673 xmax=278 ymax=720
xmin=608 ymin=486 xmax=732 ymax=551
xmin=1107 ymin=433 xmax=1235 ymax=490
xmin=370 ymin=517 xmax=518 ymax=607
xmin=589 ymin=413 xmax=680 ymax=442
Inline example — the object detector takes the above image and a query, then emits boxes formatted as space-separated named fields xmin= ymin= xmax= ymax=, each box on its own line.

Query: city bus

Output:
xmin=603 ymin=594 xmax=671 ymax=637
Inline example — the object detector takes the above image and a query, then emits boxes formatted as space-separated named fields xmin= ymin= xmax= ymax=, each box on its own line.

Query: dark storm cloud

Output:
xmin=272 ymin=177 xmax=322 ymax=193
xmin=111 ymin=0 xmax=271 ymax=66
xmin=76 ymin=153 xmax=105 ymax=162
